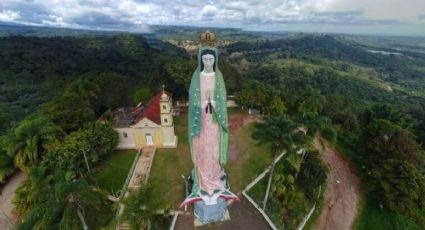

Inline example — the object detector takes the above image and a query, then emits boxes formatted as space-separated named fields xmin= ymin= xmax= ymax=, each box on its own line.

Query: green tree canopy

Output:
xmin=297 ymin=151 xmax=328 ymax=201
xmin=297 ymin=87 xmax=326 ymax=114
xmin=361 ymin=119 xmax=422 ymax=166
xmin=133 ymin=87 xmax=153 ymax=104
xmin=370 ymin=159 xmax=425 ymax=224
xmin=2 ymin=116 xmax=60 ymax=173
xmin=253 ymin=115 xmax=312 ymax=156
xmin=16 ymin=168 xmax=110 ymax=230
xmin=363 ymin=103 xmax=413 ymax=128
xmin=42 ymin=122 xmax=118 ymax=176
xmin=43 ymin=92 xmax=96 ymax=133
xmin=120 ymin=184 xmax=168 ymax=230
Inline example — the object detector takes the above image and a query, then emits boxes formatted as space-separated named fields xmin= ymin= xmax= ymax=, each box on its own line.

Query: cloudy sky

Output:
xmin=0 ymin=0 xmax=424 ymax=36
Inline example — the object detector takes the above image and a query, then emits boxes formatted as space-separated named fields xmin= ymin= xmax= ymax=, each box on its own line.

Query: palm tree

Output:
xmin=252 ymin=115 xmax=312 ymax=210
xmin=294 ymin=112 xmax=330 ymax=137
xmin=13 ymin=166 xmax=53 ymax=214
xmin=16 ymin=170 xmax=106 ymax=230
xmin=295 ymin=112 xmax=337 ymax=143
xmin=297 ymin=87 xmax=326 ymax=115
xmin=120 ymin=184 xmax=167 ymax=230
xmin=2 ymin=116 xmax=60 ymax=173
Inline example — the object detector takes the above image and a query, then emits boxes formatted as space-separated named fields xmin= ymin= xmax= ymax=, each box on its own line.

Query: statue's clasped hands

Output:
xmin=205 ymin=94 xmax=214 ymax=114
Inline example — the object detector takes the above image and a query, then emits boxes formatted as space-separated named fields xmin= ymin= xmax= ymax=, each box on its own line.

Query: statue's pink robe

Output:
xmin=192 ymin=71 xmax=224 ymax=195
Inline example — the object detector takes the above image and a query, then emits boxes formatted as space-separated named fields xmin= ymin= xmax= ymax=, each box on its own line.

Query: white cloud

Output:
xmin=0 ymin=9 xmax=20 ymax=22
xmin=0 ymin=0 xmax=424 ymax=35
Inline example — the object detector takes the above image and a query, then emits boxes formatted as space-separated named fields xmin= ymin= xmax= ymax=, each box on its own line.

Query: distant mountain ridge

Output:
xmin=227 ymin=34 xmax=425 ymax=79
xmin=0 ymin=23 xmax=138 ymax=37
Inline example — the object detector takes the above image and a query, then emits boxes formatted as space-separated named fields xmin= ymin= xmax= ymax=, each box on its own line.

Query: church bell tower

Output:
xmin=160 ymin=87 xmax=177 ymax=147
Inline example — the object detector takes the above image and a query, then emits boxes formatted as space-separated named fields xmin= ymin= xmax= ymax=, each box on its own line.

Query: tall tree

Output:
xmin=43 ymin=92 xmax=96 ymax=133
xmin=361 ymin=119 xmax=422 ymax=166
xmin=370 ymin=159 xmax=425 ymax=226
xmin=252 ymin=115 xmax=311 ymax=210
xmin=297 ymin=87 xmax=326 ymax=114
xmin=297 ymin=151 xmax=328 ymax=201
xmin=2 ymin=116 xmax=60 ymax=172
xmin=13 ymin=166 xmax=53 ymax=214
xmin=42 ymin=122 xmax=118 ymax=176
xmin=64 ymin=79 xmax=100 ymax=103
xmin=16 ymin=170 xmax=108 ymax=230
xmin=294 ymin=112 xmax=337 ymax=143
xmin=120 ymin=184 xmax=167 ymax=230
xmin=363 ymin=103 xmax=413 ymax=128
xmin=264 ymin=95 xmax=286 ymax=116
xmin=133 ymin=87 xmax=153 ymax=104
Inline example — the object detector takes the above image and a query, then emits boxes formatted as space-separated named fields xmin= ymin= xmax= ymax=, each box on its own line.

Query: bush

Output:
xmin=321 ymin=126 xmax=337 ymax=144
xmin=297 ymin=151 xmax=328 ymax=201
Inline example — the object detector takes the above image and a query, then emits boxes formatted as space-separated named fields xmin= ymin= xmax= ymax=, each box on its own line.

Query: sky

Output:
xmin=0 ymin=0 xmax=424 ymax=36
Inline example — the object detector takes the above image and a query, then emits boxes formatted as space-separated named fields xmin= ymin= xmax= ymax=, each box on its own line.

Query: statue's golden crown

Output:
xmin=200 ymin=30 xmax=216 ymax=47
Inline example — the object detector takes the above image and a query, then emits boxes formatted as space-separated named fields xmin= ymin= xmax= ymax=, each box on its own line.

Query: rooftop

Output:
xmin=112 ymin=90 xmax=170 ymax=127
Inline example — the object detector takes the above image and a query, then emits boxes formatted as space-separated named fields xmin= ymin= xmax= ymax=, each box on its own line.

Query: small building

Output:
xmin=112 ymin=90 xmax=178 ymax=149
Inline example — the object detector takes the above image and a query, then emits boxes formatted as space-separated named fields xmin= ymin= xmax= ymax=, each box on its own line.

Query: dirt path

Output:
xmin=0 ymin=171 xmax=27 ymax=230
xmin=313 ymin=138 xmax=362 ymax=230
xmin=227 ymin=114 xmax=260 ymax=161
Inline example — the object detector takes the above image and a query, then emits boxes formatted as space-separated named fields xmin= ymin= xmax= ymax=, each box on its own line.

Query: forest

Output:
xmin=226 ymin=33 xmax=425 ymax=228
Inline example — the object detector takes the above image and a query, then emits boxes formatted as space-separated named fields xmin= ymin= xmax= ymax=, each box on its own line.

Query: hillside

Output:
xmin=0 ymin=34 xmax=160 ymax=131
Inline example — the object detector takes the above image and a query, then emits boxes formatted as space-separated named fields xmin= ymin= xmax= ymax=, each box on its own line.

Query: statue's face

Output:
xmin=202 ymin=54 xmax=215 ymax=72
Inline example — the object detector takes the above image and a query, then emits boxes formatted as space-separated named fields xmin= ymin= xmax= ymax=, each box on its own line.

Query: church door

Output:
xmin=145 ymin=133 xmax=153 ymax=145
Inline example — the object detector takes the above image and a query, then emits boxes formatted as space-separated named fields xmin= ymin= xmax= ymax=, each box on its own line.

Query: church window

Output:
xmin=163 ymin=105 xmax=166 ymax=110
xmin=164 ymin=118 xmax=168 ymax=123
xmin=123 ymin=132 xmax=128 ymax=138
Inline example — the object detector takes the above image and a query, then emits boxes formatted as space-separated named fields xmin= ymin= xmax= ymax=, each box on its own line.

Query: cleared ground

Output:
xmin=313 ymin=138 xmax=362 ymax=230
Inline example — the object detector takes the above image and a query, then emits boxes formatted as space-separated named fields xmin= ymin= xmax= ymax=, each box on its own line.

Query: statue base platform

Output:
xmin=193 ymin=198 xmax=230 ymax=226
xmin=194 ymin=210 xmax=230 ymax=227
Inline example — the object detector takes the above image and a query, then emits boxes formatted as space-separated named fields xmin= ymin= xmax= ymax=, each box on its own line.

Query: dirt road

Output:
xmin=313 ymin=138 xmax=362 ymax=230
xmin=0 ymin=171 xmax=26 ymax=230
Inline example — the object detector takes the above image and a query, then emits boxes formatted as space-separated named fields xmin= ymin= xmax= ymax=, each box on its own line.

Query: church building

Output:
xmin=111 ymin=90 xmax=178 ymax=149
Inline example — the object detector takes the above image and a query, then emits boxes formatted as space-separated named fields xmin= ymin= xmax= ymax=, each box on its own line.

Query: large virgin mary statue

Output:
xmin=180 ymin=33 xmax=238 ymax=223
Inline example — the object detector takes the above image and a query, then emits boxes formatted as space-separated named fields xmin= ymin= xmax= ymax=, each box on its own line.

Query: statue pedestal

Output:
xmin=193 ymin=198 xmax=230 ymax=226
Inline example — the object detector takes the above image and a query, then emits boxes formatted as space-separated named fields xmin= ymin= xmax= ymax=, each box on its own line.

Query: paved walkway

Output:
xmin=0 ymin=171 xmax=27 ymax=230
xmin=118 ymin=146 xmax=156 ymax=230
xmin=128 ymin=146 xmax=156 ymax=189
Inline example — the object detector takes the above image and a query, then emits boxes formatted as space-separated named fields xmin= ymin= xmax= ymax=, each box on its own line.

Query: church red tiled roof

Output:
xmin=133 ymin=91 xmax=169 ymax=125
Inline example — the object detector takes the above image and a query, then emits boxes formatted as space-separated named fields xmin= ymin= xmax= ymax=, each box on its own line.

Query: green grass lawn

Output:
xmin=226 ymin=122 xmax=272 ymax=192
xmin=149 ymin=112 xmax=192 ymax=209
xmin=93 ymin=149 xmax=138 ymax=194
xmin=246 ymin=171 xmax=269 ymax=207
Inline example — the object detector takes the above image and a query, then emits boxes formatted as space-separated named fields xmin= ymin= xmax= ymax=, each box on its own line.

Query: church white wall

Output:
xmin=116 ymin=128 xmax=136 ymax=149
